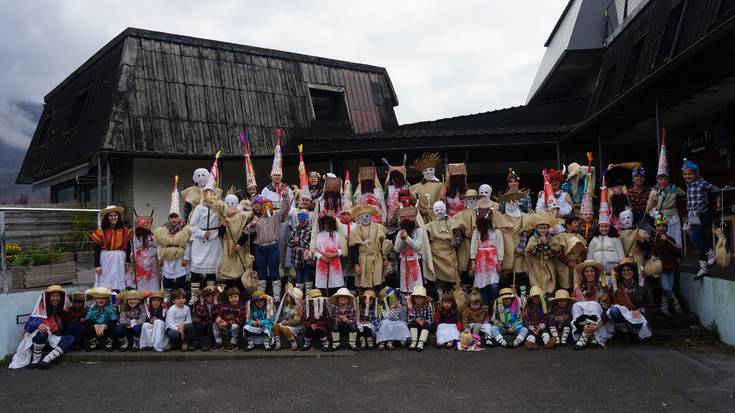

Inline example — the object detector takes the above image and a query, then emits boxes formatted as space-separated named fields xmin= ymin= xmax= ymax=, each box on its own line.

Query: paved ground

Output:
xmin=2 ymin=338 xmax=734 ymax=413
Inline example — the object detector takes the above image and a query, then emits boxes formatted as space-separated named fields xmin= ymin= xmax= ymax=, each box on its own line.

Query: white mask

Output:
xmin=433 ymin=201 xmax=447 ymax=220
xmin=505 ymin=201 xmax=521 ymax=218
xmin=479 ymin=184 xmax=492 ymax=199
xmin=422 ymin=168 xmax=436 ymax=181
xmin=620 ymin=209 xmax=634 ymax=229
xmin=225 ymin=194 xmax=240 ymax=210
xmin=358 ymin=213 xmax=373 ymax=226
xmin=193 ymin=168 xmax=210 ymax=188
xmin=465 ymin=198 xmax=479 ymax=210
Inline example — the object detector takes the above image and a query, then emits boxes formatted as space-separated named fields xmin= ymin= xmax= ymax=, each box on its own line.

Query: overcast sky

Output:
xmin=0 ymin=0 xmax=568 ymax=149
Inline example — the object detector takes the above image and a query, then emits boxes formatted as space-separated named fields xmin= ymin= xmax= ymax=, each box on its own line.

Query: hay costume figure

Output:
xmin=313 ymin=212 xmax=347 ymax=293
xmin=214 ymin=288 xmax=246 ymax=351
xmin=356 ymin=290 xmax=381 ymax=350
xmin=496 ymin=189 xmax=532 ymax=300
xmin=547 ymin=289 xmax=574 ymax=346
xmin=571 ymin=260 xmax=614 ymax=350
xmin=289 ymin=210 xmax=314 ymax=292
xmin=115 ymin=290 xmax=147 ymax=352
xmin=9 ymin=285 xmax=75 ymax=370
xmin=646 ymin=135 xmax=684 ymax=247
xmin=586 ymin=177 xmax=625 ymax=287
xmin=375 ymin=288 xmax=410 ymax=350
xmin=434 ymin=294 xmax=461 ymax=348
xmin=219 ymin=192 xmax=254 ymax=288
xmin=410 ymin=153 xmax=445 ymax=222
xmin=132 ymin=212 xmax=159 ymax=292
xmin=489 ymin=287 xmax=528 ymax=349
xmin=187 ymin=165 xmax=225 ymax=305
xmin=301 ymin=289 xmax=332 ymax=351
xmin=243 ymin=290 xmax=276 ymax=351
xmin=181 ymin=167 xmax=222 ymax=223
xmin=522 ymin=286 xmax=555 ymax=350
xmin=618 ymin=208 xmax=648 ymax=266
xmin=154 ymin=178 xmax=192 ymax=302
xmin=535 ymin=168 xmax=573 ymax=218
xmin=445 ymin=162 xmax=468 ymax=217
xmin=62 ymin=291 xmax=88 ymax=350
xmin=353 ymin=166 xmax=387 ymax=223
xmin=349 ymin=204 xmax=392 ymax=291
xmin=394 ymin=206 xmax=429 ymax=294
xmin=193 ymin=286 xmax=220 ymax=351
xmin=328 ymin=288 xmax=358 ymax=350
xmin=165 ymin=288 xmax=197 ymax=351
xmin=424 ymin=201 xmax=463 ymax=295
xmin=382 ymin=156 xmax=410 ymax=238
xmin=452 ymin=189 xmax=481 ymax=292
xmin=83 ymin=287 xmax=118 ymax=352
xmin=478 ymin=184 xmax=500 ymax=210
xmin=461 ymin=290 xmax=491 ymax=345
xmin=91 ymin=205 xmax=133 ymax=292
xmin=555 ymin=216 xmax=588 ymax=289
xmin=470 ymin=200 xmax=505 ymax=306
xmin=609 ymin=258 xmax=655 ymax=341
xmin=273 ymin=285 xmax=304 ymax=351
xmin=643 ymin=215 xmax=683 ymax=316
xmin=140 ymin=291 xmax=169 ymax=352
xmin=682 ymin=158 xmax=720 ymax=280
xmin=525 ymin=212 xmax=562 ymax=294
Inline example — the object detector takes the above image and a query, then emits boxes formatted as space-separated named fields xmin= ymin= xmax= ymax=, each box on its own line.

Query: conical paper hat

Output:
xmin=657 ymin=130 xmax=669 ymax=177
xmin=543 ymin=170 xmax=558 ymax=211
xmin=271 ymin=129 xmax=283 ymax=176
xmin=298 ymin=144 xmax=308 ymax=189
xmin=170 ymin=175 xmax=181 ymax=216
xmin=598 ymin=175 xmax=610 ymax=224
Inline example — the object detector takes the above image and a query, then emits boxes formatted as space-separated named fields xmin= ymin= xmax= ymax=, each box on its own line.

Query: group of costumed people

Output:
xmin=11 ymin=131 xmax=727 ymax=369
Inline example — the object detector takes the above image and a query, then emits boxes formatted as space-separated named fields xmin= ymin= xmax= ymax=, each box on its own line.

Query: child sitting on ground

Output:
xmin=115 ymin=290 xmax=147 ymax=352
xmin=329 ymin=287 xmax=357 ymax=351
xmin=165 ymin=288 xmax=196 ymax=351
xmin=407 ymin=286 xmax=434 ymax=351
xmin=273 ymin=285 xmax=304 ymax=351
xmin=84 ymin=287 xmax=118 ymax=352
xmin=140 ymin=291 xmax=168 ymax=352
xmin=215 ymin=288 xmax=246 ymax=351
xmin=489 ymin=287 xmax=528 ymax=349
xmin=356 ymin=290 xmax=381 ymax=350
xmin=62 ymin=292 xmax=88 ymax=350
xmin=435 ymin=294 xmax=461 ymax=349
xmin=243 ymin=290 xmax=276 ymax=351
xmin=302 ymin=289 xmax=332 ymax=352
xmin=194 ymin=286 xmax=220 ymax=351
xmin=462 ymin=290 xmax=490 ymax=346
xmin=522 ymin=286 xmax=555 ymax=349
xmin=547 ymin=289 xmax=574 ymax=346
xmin=375 ymin=288 xmax=410 ymax=350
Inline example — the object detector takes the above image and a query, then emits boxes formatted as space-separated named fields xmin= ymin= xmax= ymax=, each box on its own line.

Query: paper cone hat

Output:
xmin=656 ymin=129 xmax=669 ymax=177
xmin=298 ymin=144 xmax=308 ymax=189
xmin=207 ymin=151 xmax=221 ymax=190
xmin=271 ymin=129 xmax=283 ymax=176
xmin=170 ymin=175 xmax=181 ymax=216
xmin=240 ymin=133 xmax=257 ymax=188
xmin=598 ymin=175 xmax=610 ymax=224
xmin=542 ymin=169 xmax=558 ymax=211
xmin=343 ymin=170 xmax=353 ymax=211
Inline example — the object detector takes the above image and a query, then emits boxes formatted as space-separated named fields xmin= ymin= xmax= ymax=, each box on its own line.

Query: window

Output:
xmin=621 ymin=37 xmax=645 ymax=89
xmin=655 ymin=2 xmax=685 ymax=66
xmin=66 ymin=91 xmax=88 ymax=133
xmin=309 ymin=87 xmax=349 ymax=124
xmin=599 ymin=64 xmax=618 ymax=106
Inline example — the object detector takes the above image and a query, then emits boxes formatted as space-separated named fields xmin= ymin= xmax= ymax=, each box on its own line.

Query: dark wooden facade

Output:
xmin=18 ymin=28 xmax=398 ymax=185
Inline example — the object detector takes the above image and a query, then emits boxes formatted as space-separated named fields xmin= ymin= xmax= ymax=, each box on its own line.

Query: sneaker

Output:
xmin=387 ymin=342 xmax=395 ymax=350
xmin=181 ymin=343 xmax=189 ymax=352
xmin=104 ymin=338 xmax=114 ymax=352
xmin=706 ymin=249 xmax=716 ymax=266
xmin=483 ymin=338 xmax=495 ymax=348
xmin=244 ymin=341 xmax=255 ymax=352
xmin=188 ymin=341 xmax=198 ymax=351
xmin=224 ymin=343 xmax=237 ymax=352
xmin=201 ymin=340 xmax=212 ymax=352
xmin=264 ymin=342 xmax=272 ymax=351
xmin=290 ymin=340 xmax=299 ymax=351
xmin=524 ymin=340 xmax=538 ymax=350
xmin=444 ymin=342 xmax=453 ymax=349
xmin=416 ymin=341 xmax=425 ymax=352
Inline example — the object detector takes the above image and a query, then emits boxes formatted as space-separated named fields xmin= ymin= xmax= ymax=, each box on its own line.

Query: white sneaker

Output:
xmin=706 ymin=249 xmax=716 ymax=266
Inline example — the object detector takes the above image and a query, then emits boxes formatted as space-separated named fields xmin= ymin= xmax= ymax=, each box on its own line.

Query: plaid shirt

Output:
xmin=500 ymin=194 xmax=533 ymax=214
xmin=195 ymin=302 xmax=220 ymax=325
xmin=686 ymin=177 xmax=719 ymax=214
xmin=627 ymin=186 xmax=651 ymax=215
xmin=215 ymin=303 xmax=246 ymax=326
xmin=289 ymin=225 xmax=312 ymax=269
xmin=408 ymin=303 xmax=435 ymax=327
xmin=330 ymin=304 xmax=356 ymax=326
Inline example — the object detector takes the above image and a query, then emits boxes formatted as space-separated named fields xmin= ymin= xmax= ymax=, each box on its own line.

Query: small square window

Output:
xmin=66 ymin=91 xmax=88 ymax=133
xmin=309 ymin=87 xmax=349 ymax=124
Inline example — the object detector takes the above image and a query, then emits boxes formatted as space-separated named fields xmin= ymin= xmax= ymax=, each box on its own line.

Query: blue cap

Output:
xmin=632 ymin=167 xmax=646 ymax=177
xmin=297 ymin=211 xmax=310 ymax=223
xmin=681 ymin=158 xmax=699 ymax=172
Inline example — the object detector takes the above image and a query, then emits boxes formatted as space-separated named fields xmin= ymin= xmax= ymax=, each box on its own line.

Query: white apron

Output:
xmin=9 ymin=330 xmax=62 ymax=369
xmin=608 ymin=304 xmax=652 ymax=339
xmin=571 ymin=301 xmax=614 ymax=345
xmin=314 ymin=232 xmax=345 ymax=289
xmin=436 ymin=323 xmax=461 ymax=344
xmin=139 ymin=319 xmax=169 ymax=352
xmin=97 ymin=250 xmax=128 ymax=291
xmin=474 ymin=232 xmax=499 ymax=288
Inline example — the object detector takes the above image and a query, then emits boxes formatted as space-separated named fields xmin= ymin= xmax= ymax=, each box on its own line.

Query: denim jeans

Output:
xmin=479 ymin=284 xmax=499 ymax=307
xmin=609 ymin=306 xmax=644 ymax=326
xmin=489 ymin=325 xmax=529 ymax=340
xmin=295 ymin=266 xmax=312 ymax=284
xmin=688 ymin=211 xmax=713 ymax=260
xmin=659 ymin=272 xmax=675 ymax=296
xmin=33 ymin=332 xmax=74 ymax=352
xmin=255 ymin=243 xmax=280 ymax=280
xmin=115 ymin=324 xmax=142 ymax=338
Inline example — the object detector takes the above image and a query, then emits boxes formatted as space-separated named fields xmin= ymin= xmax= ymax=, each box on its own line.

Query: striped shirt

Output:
xmin=239 ymin=197 xmax=290 ymax=246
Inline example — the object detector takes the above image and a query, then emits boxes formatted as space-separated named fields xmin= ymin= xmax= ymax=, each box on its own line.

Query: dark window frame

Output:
xmin=621 ymin=36 xmax=646 ymax=90
xmin=65 ymin=90 xmax=89 ymax=134
xmin=307 ymin=85 xmax=351 ymax=126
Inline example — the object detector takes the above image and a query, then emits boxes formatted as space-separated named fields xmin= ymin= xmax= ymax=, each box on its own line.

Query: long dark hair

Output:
xmin=135 ymin=227 xmax=152 ymax=248
xmin=101 ymin=213 xmax=123 ymax=230
xmin=447 ymin=175 xmax=467 ymax=198
xmin=318 ymin=215 xmax=337 ymax=234
xmin=322 ymin=192 xmax=343 ymax=213
xmin=591 ymin=224 xmax=619 ymax=238
xmin=360 ymin=179 xmax=375 ymax=194
xmin=476 ymin=215 xmax=494 ymax=242
xmin=388 ymin=170 xmax=406 ymax=187
xmin=399 ymin=219 xmax=416 ymax=234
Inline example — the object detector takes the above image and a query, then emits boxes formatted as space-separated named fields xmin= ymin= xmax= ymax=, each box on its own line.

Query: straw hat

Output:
xmin=477 ymin=198 xmax=495 ymax=210
xmin=530 ymin=212 xmax=561 ymax=228
xmin=119 ymin=290 xmax=145 ymax=301
xmin=251 ymin=290 xmax=271 ymax=300
xmin=99 ymin=205 xmax=124 ymax=221
xmin=307 ymin=289 xmax=323 ymax=299
xmin=574 ymin=260 xmax=603 ymax=277
xmin=362 ymin=289 xmax=376 ymax=300
xmin=528 ymin=285 xmax=544 ymax=299
xmin=463 ymin=189 xmax=480 ymax=199
xmin=350 ymin=204 xmax=379 ymax=221
xmin=410 ymin=286 xmax=428 ymax=297
xmin=550 ymin=289 xmax=576 ymax=303
xmin=287 ymin=285 xmax=304 ymax=302
xmin=85 ymin=287 xmax=112 ymax=298
xmin=45 ymin=285 xmax=65 ymax=294
xmin=411 ymin=153 xmax=442 ymax=172
xmin=328 ymin=287 xmax=355 ymax=305
xmin=565 ymin=237 xmax=587 ymax=257
xmin=149 ymin=291 xmax=165 ymax=300
xmin=498 ymin=287 xmax=515 ymax=300
xmin=497 ymin=189 xmax=527 ymax=203
xmin=614 ymin=256 xmax=639 ymax=275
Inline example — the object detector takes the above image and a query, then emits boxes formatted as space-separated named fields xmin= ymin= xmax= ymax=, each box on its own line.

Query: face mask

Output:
xmin=358 ymin=213 xmax=373 ymax=225
xmin=465 ymin=198 xmax=478 ymax=210
xmin=224 ymin=194 xmax=240 ymax=210
xmin=193 ymin=168 xmax=210 ymax=187
xmin=619 ymin=210 xmax=634 ymax=229
xmin=479 ymin=184 xmax=492 ymax=199
xmin=422 ymin=168 xmax=436 ymax=181
xmin=433 ymin=201 xmax=447 ymax=220
xmin=505 ymin=201 xmax=520 ymax=217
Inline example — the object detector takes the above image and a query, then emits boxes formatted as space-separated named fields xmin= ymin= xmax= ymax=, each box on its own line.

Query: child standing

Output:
xmin=115 ymin=290 xmax=147 ymax=352
xmin=313 ymin=212 xmax=346 ymax=294
xmin=356 ymin=290 xmax=381 ymax=350
xmin=375 ymin=288 xmax=410 ymax=350
xmin=547 ymin=289 xmax=575 ymax=346
xmin=489 ymin=288 xmax=528 ymax=349
xmin=194 ymin=286 xmax=220 ymax=351
xmin=525 ymin=213 xmax=562 ymax=295
xmin=435 ymin=294 xmax=461 ymax=349
xmin=329 ymin=288 xmax=358 ymax=350
xmin=215 ymin=288 xmax=246 ymax=351
xmin=522 ymin=286 xmax=555 ymax=350
xmin=470 ymin=202 xmax=504 ymax=306
xmin=302 ymin=289 xmax=332 ymax=351
xmin=132 ymin=214 xmax=159 ymax=292
xmin=243 ymin=290 xmax=276 ymax=351
xmin=84 ymin=287 xmax=118 ymax=352
xmin=645 ymin=215 xmax=683 ymax=316
xmin=682 ymin=158 xmax=720 ymax=279
xmin=407 ymin=286 xmax=434 ymax=351
xmin=140 ymin=291 xmax=168 ymax=352
xmin=154 ymin=209 xmax=191 ymax=303
xmin=165 ymin=288 xmax=196 ymax=351
xmin=587 ymin=178 xmax=625 ymax=287
xmin=461 ymin=290 xmax=490 ymax=346
xmin=273 ymin=285 xmax=304 ymax=351
xmin=289 ymin=210 xmax=313 ymax=292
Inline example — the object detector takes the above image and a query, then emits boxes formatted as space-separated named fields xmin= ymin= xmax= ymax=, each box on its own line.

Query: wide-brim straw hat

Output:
xmin=574 ymin=260 xmax=603 ymax=277
xmin=530 ymin=212 xmax=561 ymax=229
xmin=565 ymin=237 xmax=587 ymax=256
xmin=251 ymin=290 xmax=272 ymax=301
xmin=99 ymin=205 xmax=124 ymax=221
xmin=497 ymin=189 xmax=527 ymax=203
xmin=307 ymin=289 xmax=323 ymax=299
xmin=362 ymin=289 xmax=376 ymax=299
xmin=410 ymin=286 xmax=428 ymax=297
xmin=615 ymin=256 xmax=639 ymax=275
xmin=118 ymin=290 xmax=145 ymax=301
xmin=328 ymin=287 xmax=355 ymax=305
xmin=412 ymin=153 xmax=442 ymax=172
xmin=498 ymin=287 xmax=515 ymax=300
xmin=85 ymin=287 xmax=112 ymax=299
xmin=287 ymin=284 xmax=304 ymax=302
xmin=528 ymin=285 xmax=544 ymax=299
xmin=463 ymin=189 xmax=480 ymax=199
xmin=45 ymin=285 xmax=65 ymax=294
xmin=350 ymin=204 xmax=379 ymax=221
xmin=550 ymin=289 xmax=576 ymax=303
xmin=149 ymin=290 xmax=165 ymax=300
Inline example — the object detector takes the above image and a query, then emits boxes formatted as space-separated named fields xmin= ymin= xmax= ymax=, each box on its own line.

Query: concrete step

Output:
xmin=60 ymin=348 xmax=355 ymax=363
xmin=649 ymin=313 xmax=701 ymax=330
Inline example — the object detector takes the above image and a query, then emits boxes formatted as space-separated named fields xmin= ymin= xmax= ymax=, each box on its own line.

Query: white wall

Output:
xmin=680 ymin=273 xmax=735 ymax=346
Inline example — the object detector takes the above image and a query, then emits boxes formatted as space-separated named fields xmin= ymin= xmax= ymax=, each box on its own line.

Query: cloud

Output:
xmin=0 ymin=0 xmax=569 ymax=146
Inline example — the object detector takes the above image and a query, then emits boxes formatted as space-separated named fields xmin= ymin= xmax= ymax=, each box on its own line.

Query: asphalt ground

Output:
xmin=2 ymin=339 xmax=734 ymax=413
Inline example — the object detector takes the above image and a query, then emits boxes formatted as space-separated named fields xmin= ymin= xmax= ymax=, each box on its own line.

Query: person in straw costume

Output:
xmin=375 ymin=287 xmax=410 ymax=350
xmin=353 ymin=166 xmax=388 ymax=223
xmin=273 ymin=284 xmax=304 ymax=351
xmin=646 ymin=133 xmax=684 ymax=247
xmin=356 ymin=289 xmax=381 ymax=350
xmin=451 ymin=188 xmax=481 ymax=293
xmin=328 ymin=287 xmax=358 ymax=350
xmin=500 ymin=168 xmax=533 ymax=213
xmin=115 ymin=290 xmax=147 ymax=352
xmin=181 ymin=167 xmax=222 ymax=223
xmin=571 ymin=260 xmax=613 ymax=350
xmin=243 ymin=290 xmax=277 ymax=351
xmin=9 ymin=285 xmax=75 ymax=369
xmin=140 ymin=290 xmax=169 ymax=352
xmin=555 ymin=215 xmax=588 ymax=290
xmin=477 ymin=184 xmax=500 ymax=210
xmin=349 ymin=204 xmax=393 ymax=292
xmin=90 ymin=205 xmax=132 ymax=292
xmin=409 ymin=152 xmax=445 ymax=222
xmin=496 ymin=188 xmax=532 ymax=301
xmin=218 ymin=191 xmax=254 ymax=289
xmin=382 ymin=155 xmax=411 ymax=239
xmin=524 ymin=212 xmax=562 ymax=295
xmin=154 ymin=176 xmax=191 ymax=303
xmin=546 ymin=289 xmax=575 ymax=347
xmin=618 ymin=208 xmax=649 ymax=266
xmin=301 ymin=289 xmax=332 ymax=351
xmin=424 ymin=200 xmax=463 ymax=297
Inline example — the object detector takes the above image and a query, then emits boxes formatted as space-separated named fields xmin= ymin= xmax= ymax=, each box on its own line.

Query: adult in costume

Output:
xmin=153 ymin=178 xmax=191 ymax=302
xmin=393 ymin=206 xmax=428 ymax=294
xmin=181 ymin=168 xmax=222 ymax=223
xmin=354 ymin=166 xmax=387 ymax=223
xmin=382 ymin=155 xmax=410 ymax=239
xmin=450 ymin=189 xmax=481 ymax=291
xmin=500 ymin=168 xmax=533 ymax=213
xmin=571 ymin=260 xmax=614 ymax=350
xmin=478 ymin=184 xmax=499 ymax=210
xmin=609 ymin=258 xmax=655 ymax=340
xmin=260 ymin=132 xmax=295 ymax=272
xmin=410 ymin=153 xmax=445 ymax=222
xmin=535 ymin=168 xmax=573 ymax=218
xmin=525 ymin=212 xmax=562 ymax=294
xmin=424 ymin=201 xmax=462 ymax=295
xmin=313 ymin=212 xmax=348 ymax=293
xmin=349 ymin=204 xmax=393 ymax=291
xmin=91 ymin=205 xmax=132 ymax=291
xmin=445 ymin=163 xmax=468 ymax=217
xmin=219 ymin=193 xmax=254 ymax=288
xmin=496 ymin=189 xmax=532 ymax=297
xmin=618 ymin=208 xmax=648 ymax=266
xmin=646 ymin=134 xmax=684 ymax=247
